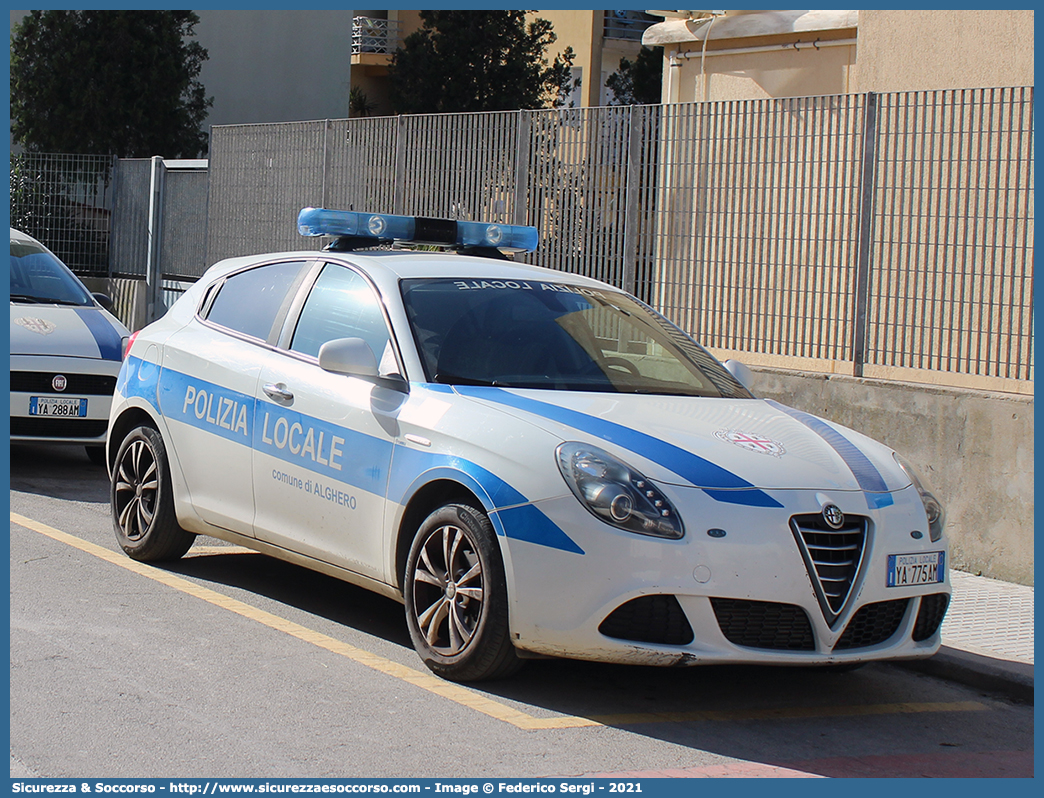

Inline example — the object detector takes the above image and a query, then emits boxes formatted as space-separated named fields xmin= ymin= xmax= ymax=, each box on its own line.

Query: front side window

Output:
xmin=10 ymin=238 xmax=93 ymax=306
xmin=400 ymin=278 xmax=751 ymax=398
xmin=291 ymin=263 xmax=394 ymax=369
xmin=205 ymin=261 xmax=307 ymax=341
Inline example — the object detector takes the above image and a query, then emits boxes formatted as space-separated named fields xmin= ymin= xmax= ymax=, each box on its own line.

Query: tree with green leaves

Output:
xmin=606 ymin=46 xmax=664 ymax=106
xmin=388 ymin=11 xmax=577 ymax=114
xmin=348 ymin=86 xmax=378 ymax=118
xmin=11 ymin=10 xmax=212 ymax=157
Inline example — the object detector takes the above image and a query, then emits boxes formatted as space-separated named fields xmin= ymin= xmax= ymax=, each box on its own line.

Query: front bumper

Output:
xmin=499 ymin=484 xmax=951 ymax=666
xmin=10 ymin=355 xmax=119 ymax=445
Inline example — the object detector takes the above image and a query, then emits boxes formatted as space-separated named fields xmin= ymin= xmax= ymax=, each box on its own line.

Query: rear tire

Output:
xmin=404 ymin=502 xmax=523 ymax=682
xmin=110 ymin=425 xmax=194 ymax=561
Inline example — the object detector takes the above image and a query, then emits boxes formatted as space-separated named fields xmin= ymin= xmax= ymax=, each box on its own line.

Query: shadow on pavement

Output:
xmin=10 ymin=442 xmax=110 ymax=503
xmin=158 ymin=542 xmax=1032 ymax=778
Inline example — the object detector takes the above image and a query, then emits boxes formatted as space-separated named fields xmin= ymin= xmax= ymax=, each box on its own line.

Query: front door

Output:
xmin=250 ymin=262 xmax=404 ymax=579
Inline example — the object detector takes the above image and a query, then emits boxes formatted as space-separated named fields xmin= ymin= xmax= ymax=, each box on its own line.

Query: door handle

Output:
xmin=262 ymin=382 xmax=294 ymax=402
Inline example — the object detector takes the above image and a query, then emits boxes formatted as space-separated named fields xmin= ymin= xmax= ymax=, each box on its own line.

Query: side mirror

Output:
xmin=723 ymin=359 xmax=755 ymax=392
xmin=318 ymin=337 xmax=379 ymax=378
xmin=92 ymin=292 xmax=115 ymax=312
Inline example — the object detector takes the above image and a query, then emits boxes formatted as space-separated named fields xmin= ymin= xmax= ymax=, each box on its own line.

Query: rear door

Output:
xmin=157 ymin=259 xmax=312 ymax=535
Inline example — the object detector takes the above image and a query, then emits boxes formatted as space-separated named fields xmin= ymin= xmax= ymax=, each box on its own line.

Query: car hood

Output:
xmin=10 ymin=303 xmax=126 ymax=361
xmin=451 ymin=386 xmax=909 ymax=495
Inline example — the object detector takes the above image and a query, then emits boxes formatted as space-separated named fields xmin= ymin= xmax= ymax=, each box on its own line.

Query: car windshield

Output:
xmin=10 ymin=238 xmax=94 ymax=306
xmin=400 ymin=278 xmax=752 ymax=398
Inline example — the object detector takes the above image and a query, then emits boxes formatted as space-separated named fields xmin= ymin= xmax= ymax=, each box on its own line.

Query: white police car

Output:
xmin=11 ymin=228 xmax=130 ymax=463
xmin=108 ymin=209 xmax=950 ymax=681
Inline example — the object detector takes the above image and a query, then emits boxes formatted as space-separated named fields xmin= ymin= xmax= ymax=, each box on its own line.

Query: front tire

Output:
xmin=110 ymin=425 xmax=194 ymax=561
xmin=404 ymin=502 xmax=522 ymax=681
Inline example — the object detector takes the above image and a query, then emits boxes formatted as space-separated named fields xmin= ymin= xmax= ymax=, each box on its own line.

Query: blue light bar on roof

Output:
xmin=297 ymin=208 xmax=538 ymax=253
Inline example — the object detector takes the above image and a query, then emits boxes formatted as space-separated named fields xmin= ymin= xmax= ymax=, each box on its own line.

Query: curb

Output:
xmin=894 ymin=646 xmax=1034 ymax=704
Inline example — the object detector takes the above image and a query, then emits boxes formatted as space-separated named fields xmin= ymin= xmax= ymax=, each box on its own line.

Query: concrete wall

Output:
xmin=195 ymin=10 xmax=354 ymax=128
xmin=856 ymin=9 xmax=1034 ymax=93
xmin=748 ymin=367 xmax=1034 ymax=586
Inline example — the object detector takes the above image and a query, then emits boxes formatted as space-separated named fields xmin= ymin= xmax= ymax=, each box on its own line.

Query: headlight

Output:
xmin=893 ymin=453 xmax=946 ymax=542
xmin=556 ymin=442 xmax=684 ymax=539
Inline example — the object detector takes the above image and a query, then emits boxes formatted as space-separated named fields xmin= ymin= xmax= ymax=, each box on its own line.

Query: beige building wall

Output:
xmin=350 ymin=11 xmax=650 ymax=110
xmin=529 ymin=11 xmax=600 ymax=107
xmin=670 ymin=44 xmax=856 ymax=103
xmin=534 ymin=10 xmax=658 ymax=107
xmin=647 ymin=10 xmax=858 ymax=104
xmin=855 ymin=9 xmax=1034 ymax=93
xmin=648 ymin=9 xmax=1035 ymax=104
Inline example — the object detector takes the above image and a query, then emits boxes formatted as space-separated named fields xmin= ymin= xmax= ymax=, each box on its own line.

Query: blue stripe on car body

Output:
xmin=451 ymin=385 xmax=784 ymax=509
xmin=388 ymin=445 xmax=585 ymax=554
xmin=765 ymin=399 xmax=895 ymax=509
xmin=117 ymin=355 xmax=160 ymax=408
xmin=74 ymin=307 xmax=123 ymax=361
xmin=121 ymin=359 xmax=583 ymax=553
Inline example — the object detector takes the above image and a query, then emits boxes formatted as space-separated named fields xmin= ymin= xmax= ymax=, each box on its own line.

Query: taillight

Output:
xmin=122 ymin=331 xmax=140 ymax=360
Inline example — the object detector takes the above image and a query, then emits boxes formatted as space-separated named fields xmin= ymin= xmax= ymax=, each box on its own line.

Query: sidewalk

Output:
xmin=898 ymin=569 xmax=1034 ymax=703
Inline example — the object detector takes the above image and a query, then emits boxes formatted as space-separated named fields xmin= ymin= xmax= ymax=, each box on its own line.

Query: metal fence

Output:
xmin=13 ymin=87 xmax=1033 ymax=390
xmin=9 ymin=152 xmax=115 ymax=276
xmin=868 ymin=88 xmax=1034 ymax=381
xmin=110 ymin=158 xmax=209 ymax=281
xmin=205 ymin=86 xmax=1033 ymax=388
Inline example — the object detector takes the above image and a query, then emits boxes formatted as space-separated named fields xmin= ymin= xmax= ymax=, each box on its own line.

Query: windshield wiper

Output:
xmin=9 ymin=294 xmax=86 ymax=306
xmin=433 ymin=371 xmax=495 ymax=387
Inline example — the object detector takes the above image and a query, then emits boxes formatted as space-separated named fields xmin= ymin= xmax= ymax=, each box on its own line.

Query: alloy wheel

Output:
xmin=113 ymin=438 xmax=159 ymax=541
xmin=410 ymin=523 xmax=485 ymax=656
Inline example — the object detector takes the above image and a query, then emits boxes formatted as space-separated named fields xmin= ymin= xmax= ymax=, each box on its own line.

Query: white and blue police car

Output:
xmin=11 ymin=227 xmax=130 ymax=463
xmin=107 ymin=209 xmax=950 ymax=681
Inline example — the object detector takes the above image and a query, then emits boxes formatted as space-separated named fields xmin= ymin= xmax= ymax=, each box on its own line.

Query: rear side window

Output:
xmin=205 ymin=261 xmax=307 ymax=341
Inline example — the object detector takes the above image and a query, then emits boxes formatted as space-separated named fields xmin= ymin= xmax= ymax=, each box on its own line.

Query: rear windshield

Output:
xmin=400 ymin=278 xmax=751 ymax=398
xmin=10 ymin=238 xmax=93 ymax=307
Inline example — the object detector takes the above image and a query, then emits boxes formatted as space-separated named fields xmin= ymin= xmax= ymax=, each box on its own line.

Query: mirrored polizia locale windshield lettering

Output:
xmin=400 ymin=278 xmax=751 ymax=398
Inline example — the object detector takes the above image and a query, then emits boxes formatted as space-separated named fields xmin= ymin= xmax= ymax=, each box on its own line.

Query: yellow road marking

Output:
xmin=12 ymin=512 xmax=991 ymax=731
xmin=188 ymin=544 xmax=254 ymax=556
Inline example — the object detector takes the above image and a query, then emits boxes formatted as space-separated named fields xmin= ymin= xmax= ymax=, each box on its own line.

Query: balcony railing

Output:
xmin=352 ymin=16 xmax=402 ymax=55
xmin=603 ymin=11 xmax=657 ymax=42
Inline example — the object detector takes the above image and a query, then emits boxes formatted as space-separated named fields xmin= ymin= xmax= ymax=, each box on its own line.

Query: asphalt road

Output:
xmin=9 ymin=443 xmax=1034 ymax=779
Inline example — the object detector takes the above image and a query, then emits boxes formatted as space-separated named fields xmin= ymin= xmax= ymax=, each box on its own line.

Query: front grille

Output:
xmin=11 ymin=371 xmax=118 ymax=396
xmin=10 ymin=418 xmax=108 ymax=438
xmin=913 ymin=593 xmax=950 ymax=641
xmin=599 ymin=595 xmax=694 ymax=645
xmin=710 ymin=598 xmax=816 ymax=651
xmin=834 ymin=599 xmax=909 ymax=650
xmin=791 ymin=512 xmax=868 ymax=623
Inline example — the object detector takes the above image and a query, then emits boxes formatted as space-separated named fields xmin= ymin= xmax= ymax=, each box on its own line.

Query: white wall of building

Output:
xmin=195 ymin=10 xmax=354 ymax=128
